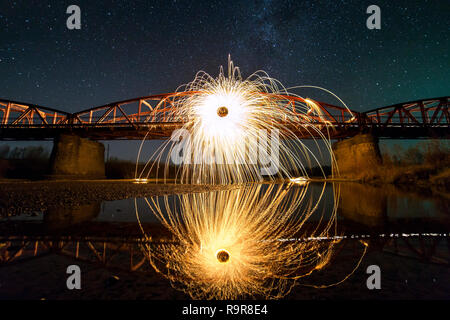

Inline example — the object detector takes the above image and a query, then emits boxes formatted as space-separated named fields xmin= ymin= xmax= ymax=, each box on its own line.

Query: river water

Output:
xmin=0 ymin=182 xmax=449 ymax=299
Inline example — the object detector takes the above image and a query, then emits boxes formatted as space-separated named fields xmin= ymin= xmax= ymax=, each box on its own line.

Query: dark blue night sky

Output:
xmin=0 ymin=0 xmax=449 ymax=158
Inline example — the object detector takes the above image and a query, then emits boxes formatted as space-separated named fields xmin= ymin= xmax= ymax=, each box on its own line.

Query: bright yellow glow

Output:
xmin=138 ymin=183 xmax=343 ymax=300
xmin=289 ymin=177 xmax=309 ymax=185
xmin=133 ymin=178 xmax=148 ymax=184
xmin=193 ymin=90 xmax=249 ymax=141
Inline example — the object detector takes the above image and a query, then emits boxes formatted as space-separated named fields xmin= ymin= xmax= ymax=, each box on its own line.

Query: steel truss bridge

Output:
xmin=0 ymin=94 xmax=448 ymax=140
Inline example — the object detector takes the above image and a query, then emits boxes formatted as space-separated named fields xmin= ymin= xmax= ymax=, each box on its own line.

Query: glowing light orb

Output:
xmin=192 ymin=90 xmax=250 ymax=141
xmin=216 ymin=249 xmax=230 ymax=263
xmin=217 ymin=106 xmax=229 ymax=117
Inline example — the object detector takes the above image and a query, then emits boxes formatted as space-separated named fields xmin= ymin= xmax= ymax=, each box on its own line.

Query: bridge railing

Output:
xmin=0 ymin=100 xmax=70 ymax=126
xmin=361 ymin=97 xmax=449 ymax=127
xmin=1 ymin=95 xmax=447 ymax=139
xmin=1 ymin=92 xmax=358 ymax=128
xmin=69 ymin=92 xmax=358 ymax=126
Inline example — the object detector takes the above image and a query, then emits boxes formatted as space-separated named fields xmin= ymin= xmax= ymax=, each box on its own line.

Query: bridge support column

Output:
xmin=332 ymin=133 xmax=381 ymax=178
xmin=49 ymin=134 xmax=105 ymax=179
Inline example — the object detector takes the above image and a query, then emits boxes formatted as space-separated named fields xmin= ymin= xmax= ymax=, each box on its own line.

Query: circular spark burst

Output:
xmin=136 ymin=183 xmax=355 ymax=300
xmin=133 ymin=58 xmax=365 ymax=300
xmin=136 ymin=57 xmax=353 ymax=184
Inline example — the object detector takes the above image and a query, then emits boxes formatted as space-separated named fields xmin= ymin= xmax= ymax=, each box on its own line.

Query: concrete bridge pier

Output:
xmin=49 ymin=134 xmax=105 ymax=179
xmin=332 ymin=133 xmax=382 ymax=177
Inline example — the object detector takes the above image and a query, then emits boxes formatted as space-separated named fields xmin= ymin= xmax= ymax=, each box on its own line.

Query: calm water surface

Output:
xmin=1 ymin=182 xmax=449 ymax=299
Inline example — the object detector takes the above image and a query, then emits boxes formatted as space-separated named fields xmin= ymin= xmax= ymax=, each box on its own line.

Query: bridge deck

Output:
xmin=0 ymin=95 xmax=448 ymax=140
xmin=0 ymin=123 xmax=448 ymax=140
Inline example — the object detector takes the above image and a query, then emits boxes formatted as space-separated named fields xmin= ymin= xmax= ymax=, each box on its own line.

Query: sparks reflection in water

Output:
xmin=136 ymin=57 xmax=353 ymax=184
xmin=135 ymin=183 xmax=366 ymax=300
xmin=133 ymin=58 xmax=364 ymax=299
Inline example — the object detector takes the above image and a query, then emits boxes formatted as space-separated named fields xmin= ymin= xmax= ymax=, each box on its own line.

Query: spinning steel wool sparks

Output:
xmin=136 ymin=57 xmax=352 ymax=184
xmin=133 ymin=59 xmax=367 ymax=299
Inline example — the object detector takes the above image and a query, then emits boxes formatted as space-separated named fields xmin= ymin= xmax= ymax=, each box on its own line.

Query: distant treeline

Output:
xmin=367 ymin=140 xmax=450 ymax=188
xmin=0 ymin=143 xmax=343 ymax=181
xmin=1 ymin=141 xmax=447 ymax=186
xmin=0 ymin=145 xmax=50 ymax=179
xmin=108 ymin=158 xmax=330 ymax=180
xmin=381 ymin=140 xmax=449 ymax=168
xmin=106 ymin=157 xmax=179 ymax=179
xmin=0 ymin=146 xmax=175 ymax=180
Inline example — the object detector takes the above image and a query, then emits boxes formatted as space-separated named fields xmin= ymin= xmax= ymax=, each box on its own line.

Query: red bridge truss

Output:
xmin=0 ymin=94 xmax=448 ymax=140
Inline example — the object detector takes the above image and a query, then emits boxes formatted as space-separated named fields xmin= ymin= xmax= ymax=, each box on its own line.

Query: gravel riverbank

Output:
xmin=0 ymin=180 xmax=237 ymax=216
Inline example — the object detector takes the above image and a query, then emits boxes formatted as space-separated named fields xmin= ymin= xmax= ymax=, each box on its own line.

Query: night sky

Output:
xmin=1 ymin=0 xmax=449 ymax=158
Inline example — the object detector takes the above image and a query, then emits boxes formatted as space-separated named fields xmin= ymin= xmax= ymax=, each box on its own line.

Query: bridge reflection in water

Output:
xmin=0 ymin=182 xmax=449 ymax=299
xmin=2 ymin=233 xmax=448 ymax=274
